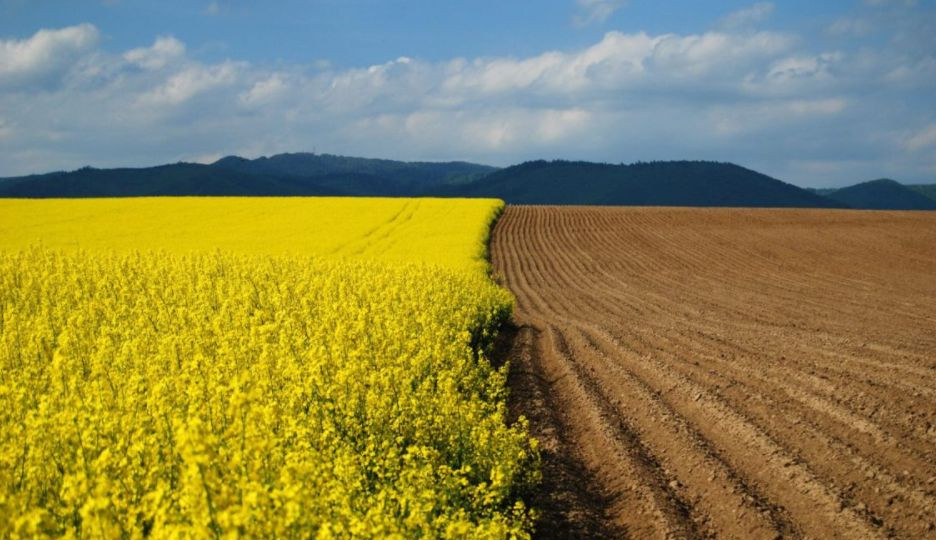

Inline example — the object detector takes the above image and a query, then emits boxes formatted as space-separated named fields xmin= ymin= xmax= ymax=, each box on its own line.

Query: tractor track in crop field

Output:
xmin=492 ymin=206 xmax=936 ymax=539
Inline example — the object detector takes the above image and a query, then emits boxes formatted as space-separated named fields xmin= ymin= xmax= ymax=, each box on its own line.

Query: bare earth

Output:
xmin=491 ymin=206 xmax=936 ymax=540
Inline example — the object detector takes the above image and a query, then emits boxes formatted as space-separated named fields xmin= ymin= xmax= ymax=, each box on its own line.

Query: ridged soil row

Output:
xmin=493 ymin=206 xmax=936 ymax=540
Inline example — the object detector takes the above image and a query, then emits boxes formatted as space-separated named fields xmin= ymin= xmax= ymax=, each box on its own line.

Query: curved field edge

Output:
xmin=0 ymin=198 xmax=538 ymax=539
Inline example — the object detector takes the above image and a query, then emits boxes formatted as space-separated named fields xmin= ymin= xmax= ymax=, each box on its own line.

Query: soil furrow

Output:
xmin=494 ymin=206 xmax=936 ymax=539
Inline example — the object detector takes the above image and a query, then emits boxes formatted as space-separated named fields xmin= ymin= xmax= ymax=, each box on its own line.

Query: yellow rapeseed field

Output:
xmin=0 ymin=197 xmax=500 ymax=270
xmin=0 ymin=198 xmax=537 ymax=539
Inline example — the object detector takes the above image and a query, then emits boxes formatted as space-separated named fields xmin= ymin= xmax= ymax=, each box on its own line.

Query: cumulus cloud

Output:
xmin=352 ymin=107 xmax=593 ymax=153
xmin=440 ymin=30 xmax=793 ymax=98
xmin=240 ymin=73 xmax=290 ymax=106
xmin=0 ymin=18 xmax=934 ymax=186
xmin=0 ymin=24 xmax=99 ymax=89
xmin=136 ymin=62 xmax=240 ymax=107
xmin=124 ymin=36 xmax=185 ymax=70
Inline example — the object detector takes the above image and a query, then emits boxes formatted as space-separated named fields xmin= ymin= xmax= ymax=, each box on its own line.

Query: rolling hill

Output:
xmin=443 ymin=160 xmax=844 ymax=208
xmin=211 ymin=153 xmax=495 ymax=191
xmin=4 ymin=153 xmax=932 ymax=210
xmin=0 ymin=154 xmax=496 ymax=198
xmin=821 ymin=179 xmax=936 ymax=211
xmin=0 ymin=163 xmax=334 ymax=198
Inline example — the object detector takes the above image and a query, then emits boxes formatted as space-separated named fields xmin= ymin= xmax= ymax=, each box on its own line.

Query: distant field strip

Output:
xmin=493 ymin=206 xmax=936 ymax=540
xmin=0 ymin=197 xmax=499 ymax=270
xmin=0 ymin=197 xmax=536 ymax=538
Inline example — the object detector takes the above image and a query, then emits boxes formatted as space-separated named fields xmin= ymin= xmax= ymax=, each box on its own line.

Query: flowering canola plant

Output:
xmin=0 ymin=198 xmax=501 ymax=272
xmin=0 ymin=198 xmax=537 ymax=538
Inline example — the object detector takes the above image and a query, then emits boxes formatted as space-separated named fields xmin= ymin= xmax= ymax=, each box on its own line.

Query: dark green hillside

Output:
xmin=6 ymin=153 xmax=927 ymax=209
xmin=0 ymin=153 xmax=497 ymax=198
xmin=823 ymin=179 xmax=936 ymax=210
xmin=907 ymin=184 xmax=936 ymax=203
xmin=442 ymin=160 xmax=844 ymax=208
xmin=212 ymin=153 xmax=495 ymax=189
xmin=0 ymin=163 xmax=338 ymax=198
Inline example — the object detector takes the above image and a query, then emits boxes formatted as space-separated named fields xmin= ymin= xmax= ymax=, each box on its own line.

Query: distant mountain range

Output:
xmin=1 ymin=153 xmax=934 ymax=210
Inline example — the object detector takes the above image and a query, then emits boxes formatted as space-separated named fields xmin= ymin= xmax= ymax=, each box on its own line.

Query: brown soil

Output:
xmin=492 ymin=206 xmax=936 ymax=540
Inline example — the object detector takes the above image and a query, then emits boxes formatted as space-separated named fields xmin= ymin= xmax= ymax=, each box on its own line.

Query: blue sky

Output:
xmin=1 ymin=0 xmax=934 ymax=186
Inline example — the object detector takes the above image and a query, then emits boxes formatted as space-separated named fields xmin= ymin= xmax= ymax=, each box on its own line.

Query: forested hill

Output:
xmin=817 ymin=179 xmax=936 ymax=210
xmin=212 ymin=153 xmax=495 ymax=189
xmin=442 ymin=160 xmax=845 ymax=208
xmin=3 ymin=154 xmax=932 ymax=210
xmin=0 ymin=163 xmax=338 ymax=198
xmin=0 ymin=154 xmax=496 ymax=198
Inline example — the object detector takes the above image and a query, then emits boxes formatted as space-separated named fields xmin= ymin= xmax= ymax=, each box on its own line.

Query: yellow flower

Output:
xmin=0 ymin=198 xmax=537 ymax=539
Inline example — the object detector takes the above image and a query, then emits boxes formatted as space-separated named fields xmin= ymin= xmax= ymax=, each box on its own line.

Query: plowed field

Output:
xmin=492 ymin=206 xmax=936 ymax=540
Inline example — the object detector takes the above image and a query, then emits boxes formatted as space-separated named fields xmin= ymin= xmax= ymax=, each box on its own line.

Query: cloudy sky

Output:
xmin=1 ymin=0 xmax=934 ymax=186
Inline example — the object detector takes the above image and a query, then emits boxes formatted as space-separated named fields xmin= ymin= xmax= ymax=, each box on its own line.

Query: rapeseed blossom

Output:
xmin=0 ymin=198 xmax=537 ymax=538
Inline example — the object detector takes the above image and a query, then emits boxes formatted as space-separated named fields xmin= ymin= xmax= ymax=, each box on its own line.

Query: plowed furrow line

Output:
xmin=591 ymin=270 xmax=936 ymax=487
xmin=503 ymin=324 xmax=629 ymax=540
xmin=560 ymin=324 xmax=797 ymax=539
xmin=576 ymin=323 xmax=888 ymax=540
xmin=527 ymin=258 xmax=936 ymax=454
xmin=589 ymin=315 xmax=936 ymax=488
xmin=585 ymin=212 xmax=932 ymax=325
xmin=494 ymin=206 xmax=936 ymax=539
xmin=579 ymin=323 xmax=936 ymax=538
xmin=512 ymin=211 xmax=936 ymax=470
xmin=553 ymin=219 xmax=903 ymax=345
xmin=544 ymin=258 xmax=932 ymax=450
xmin=615 ymin=318 xmax=936 ymax=459
xmin=540 ymin=323 xmax=701 ymax=540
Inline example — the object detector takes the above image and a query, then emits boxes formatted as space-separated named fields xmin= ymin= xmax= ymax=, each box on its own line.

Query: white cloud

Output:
xmin=124 ymin=36 xmax=185 ymax=70
xmin=240 ymin=73 xmax=289 ymax=106
xmin=344 ymin=107 xmax=594 ymax=159
xmin=0 ymin=20 xmax=934 ymax=186
xmin=717 ymin=2 xmax=775 ymax=29
xmin=442 ymin=108 xmax=591 ymax=149
xmin=135 ymin=62 xmax=241 ymax=107
xmin=0 ymin=24 xmax=99 ymax=88
xmin=648 ymin=31 xmax=792 ymax=77
xmin=440 ymin=30 xmax=793 ymax=98
xmin=574 ymin=0 xmax=626 ymax=27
